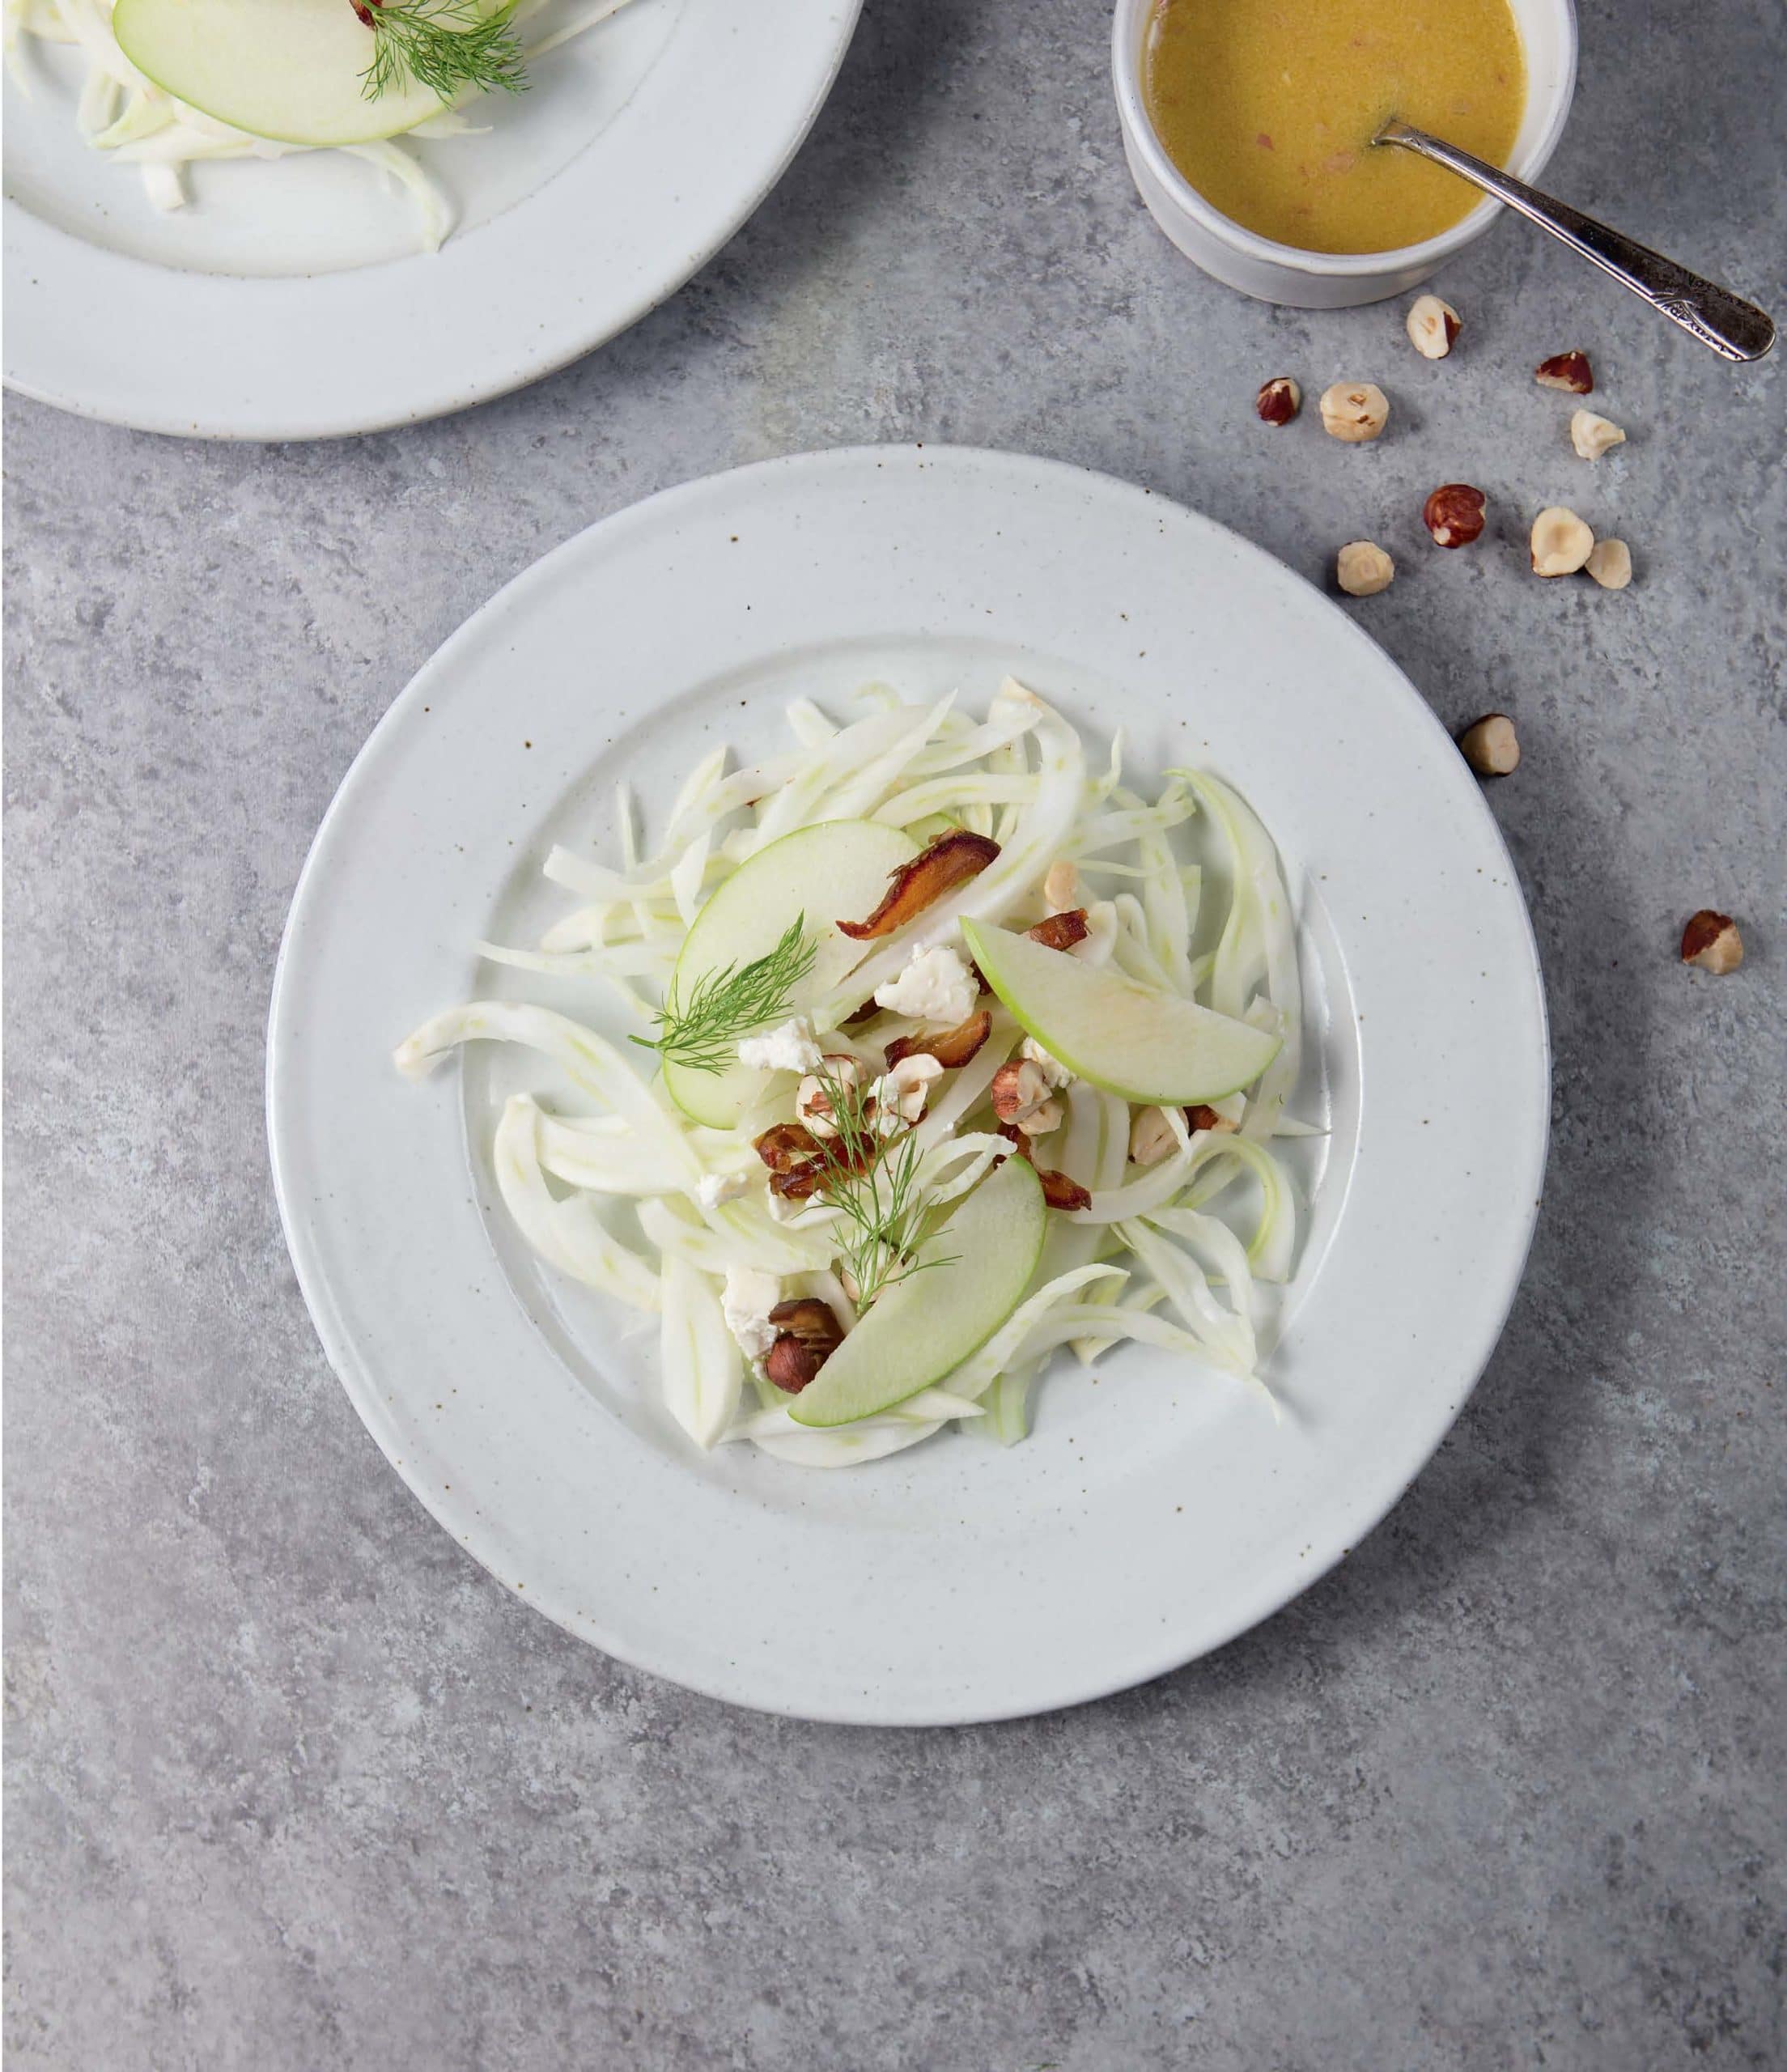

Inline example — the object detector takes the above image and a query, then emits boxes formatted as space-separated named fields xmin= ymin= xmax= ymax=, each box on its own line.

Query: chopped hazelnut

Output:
xmin=1585 ymin=538 xmax=1632 ymax=591
xmin=991 ymin=1059 xmax=1062 ymax=1136
xmin=1042 ymin=859 xmax=1080 ymax=912
xmin=1423 ymin=482 xmax=1487 ymax=548
xmin=1570 ymin=409 xmax=1627 ymax=460
xmin=764 ymin=1334 xmax=821 ymax=1392
xmin=794 ymin=1053 xmax=862 ymax=1140
xmin=1530 ymin=506 xmax=1595 ymax=577
xmin=1336 ymin=541 xmax=1395 ymax=597
xmin=1458 ymin=713 xmax=1520 ymax=777
xmin=1405 ymin=294 xmax=1461 ymax=359
xmin=1319 ymin=381 xmax=1390 ymax=442
xmin=1255 ymin=376 xmax=1301 ymax=426
xmin=1127 ymin=1106 xmax=1181 ymax=1166
xmin=1186 ymin=1105 xmax=1239 ymax=1135
xmin=1535 ymin=350 xmax=1594 ymax=394
xmin=873 ymin=1052 xmax=944 ymax=1127
xmin=1680 ymin=911 xmax=1742 ymax=974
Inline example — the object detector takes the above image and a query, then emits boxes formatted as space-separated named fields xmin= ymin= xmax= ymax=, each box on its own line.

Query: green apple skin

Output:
xmin=660 ymin=819 xmax=917 ymax=1129
xmin=788 ymin=1155 xmax=1046 ymax=1428
xmin=960 ymin=919 xmax=1280 ymax=1105
xmin=113 ymin=0 xmax=462 ymax=147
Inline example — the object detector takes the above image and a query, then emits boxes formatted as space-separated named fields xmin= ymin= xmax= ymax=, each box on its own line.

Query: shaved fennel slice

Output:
xmin=816 ymin=683 xmax=1085 ymax=1022
xmin=946 ymin=1265 xmax=1129 ymax=1403
xmin=494 ymin=1098 xmax=659 ymax=1311
xmin=1115 ymin=1219 xmax=1254 ymax=1376
xmin=535 ymin=1110 xmax=685 ymax=1196
xmin=1176 ymin=1132 xmax=1297 ymax=1282
xmin=636 ymin=1196 xmax=834 ymax=1278
xmin=394 ymin=1000 xmax=697 ymax=1176
xmin=658 ymin=1255 xmax=741 ymax=1448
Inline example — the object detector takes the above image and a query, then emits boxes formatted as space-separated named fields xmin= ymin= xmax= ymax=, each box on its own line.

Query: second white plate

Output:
xmin=268 ymin=445 xmax=1549 ymax=1722
xmin=2 ymin=0 xmax=857 ymax=438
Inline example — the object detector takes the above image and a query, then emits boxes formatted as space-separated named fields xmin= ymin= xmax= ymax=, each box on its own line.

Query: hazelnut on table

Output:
xmin=1535 ymin=350 xmax=1594 ymax=393
xmin=1681 ymin=911 xmax=1743 ymax=974
xmin=1423 ymin=483 xmax=1487 ymax=547
xmin=1585 ymin=538 xmax=1633 ymax=590
xmin=1405 ymin=294 xmax=1461 ymax=359
xmin=1319 ymin=382 xmax=1390 ymax=442
xmin=1458 ymin=713 xmax=1520 ymax=776
xmin=1255 ymin=376 xmax=1301 ymax=426
xmin=1336 ymin=541 xmax=1394 ymax=597
xmin=1570 ymin=409 xmax=1627 ymax=460
xmin=1530 ymin=506 xmax=1595 ymax=576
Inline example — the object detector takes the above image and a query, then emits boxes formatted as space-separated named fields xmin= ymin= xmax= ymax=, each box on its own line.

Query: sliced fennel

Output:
xmin=8 ymin=0 xmax=642 ymax=248
xmin=397 ymin=677 xmax=1314 ymax=1468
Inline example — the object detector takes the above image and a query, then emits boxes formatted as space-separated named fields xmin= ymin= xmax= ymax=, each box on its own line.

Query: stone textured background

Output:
xmin=5 ymin=0 xmax=1784 ymax=2065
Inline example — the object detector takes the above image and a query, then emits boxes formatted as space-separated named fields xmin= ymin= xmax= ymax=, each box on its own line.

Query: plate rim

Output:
xmin=266 ymin=442 xmax=1551 ymax=1722
xmin=2 ymin=0 xmax=861 ymax=440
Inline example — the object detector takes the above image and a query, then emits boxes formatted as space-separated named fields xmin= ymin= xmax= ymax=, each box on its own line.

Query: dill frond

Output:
xmin=630 ymin=916 xmax=817 ymax=1076
xmin=360 ymin=0 xmax=529 ymax=104
xmin=809 ymin=1059 xmax=952 ymax=1310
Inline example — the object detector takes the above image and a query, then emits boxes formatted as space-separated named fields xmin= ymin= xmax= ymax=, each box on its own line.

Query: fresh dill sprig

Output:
xmin=359 ymin=0 xmax=529 ymax=105
xmin=630 ymin=916 xmax=817 ymax=1076
xmin=809 ymin=1058 xmax=952 ymax=1310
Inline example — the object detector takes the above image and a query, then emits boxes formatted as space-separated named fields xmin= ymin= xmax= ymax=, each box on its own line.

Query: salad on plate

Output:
xmin=3 ymin=0 xmax=640 ymax=246
xmin=396 ymin=679 xmax=1314 ymax=1469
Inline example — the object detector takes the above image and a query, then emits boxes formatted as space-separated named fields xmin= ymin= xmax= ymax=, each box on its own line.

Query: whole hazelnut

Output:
xmin=1585 ymin=538 xmax=1633 ymax=590
xmin=1458 ymin=713 xmax=1520 ymax=777
xmin=1255 ymin=376 xmax=1301 ymax=426
xmin=1405 ymin=294 xmax=1461 ymax=359
xmin=1336 ymin=541 xmax=1395 ymax=597
xmin=1535 ymin=350 xmax=1594 ymax=393
xmin=1530 ymin=506 xmax=1595 ymax=577
xmin=1680 ymin=911 xmax=1743 ymax=974
xmin=1319 ymin=381 xmax=1390 ymax=442
xmin=1423 ymin=483 xmax=1488 ymax=547
xmin=1570 ymin=409 xmax=1627 ymax=460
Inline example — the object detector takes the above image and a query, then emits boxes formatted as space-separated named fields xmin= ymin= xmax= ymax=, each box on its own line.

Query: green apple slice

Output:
xmin=112 ymin=0 xmax=478 ymax=146
xmin=660 ymin=819 xmax=918 ymax=1129
xmin=960 ymin=919 xmax=1281 ymax=1104
xmin=789 ymin=1154 xmax=1046 ymax=1427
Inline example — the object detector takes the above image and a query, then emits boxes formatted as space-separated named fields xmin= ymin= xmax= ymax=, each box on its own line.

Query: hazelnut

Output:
xmin=1186 ymin=1105 xmax=1239 ymax=1135
xmin=1128 ymin=1106 xmax=1181 ymax=1166
xmin=1042 ymin=859 xmax=1080 ymax=912
xmin=990 ymin=1059 xmax=1062 ymax=1135
xmin=1570 ymin=409 xmax=1627 ymax=461
xmin=764 ymin=1334 xmax=821 ymax=1392
xmin=1680 ymin=911 xmax=1743 ymax=975
xmin=1458 ymin=713 xmax=1520 ymax=777
xmin=1585 ymin=538 xmax=1632 ymax=591
xmin=794 ymin=1053 xmax=862 ymax=1140
xmin=1535 ymin=350 xmax=1594 ymax=394
xmin=1255 ymin=376 xmax=1301 ymax=426
xmin=872 ymin=1051 xmax=944 ymax=1128
xmin=1530 ymin=506 xmax=1595 ymax=577
xmin=1405 ymin=294 xmax=1461 ymax=359
xmin=1336 ymin=541 xmax=1395 ymax=597
xmin=1422 ymin=482 xmax=1487 ymax=548
xmin=1319 ymin=381 xmax=1390 ymax=442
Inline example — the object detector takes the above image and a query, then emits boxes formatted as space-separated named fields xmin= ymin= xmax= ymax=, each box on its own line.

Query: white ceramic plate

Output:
xmin=2 ymin=0 xmax=857 ymax=439
xmin=267 ymin=445 xmax=1549 ymax=1724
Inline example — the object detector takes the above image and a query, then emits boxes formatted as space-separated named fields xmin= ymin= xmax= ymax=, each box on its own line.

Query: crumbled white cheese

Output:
xmin=1018 ymin=1037 xmax=1072 ymax=1089
xmin=736 ymin=1017 xmax=822 ymax=1075
xmin=696 ymin=1171 xmax=748 ymax=1211
xmin=721 ymin=1266 xmax=782 ymax=1361
xmin=872 ymin=944 xmax=977 ymax=1028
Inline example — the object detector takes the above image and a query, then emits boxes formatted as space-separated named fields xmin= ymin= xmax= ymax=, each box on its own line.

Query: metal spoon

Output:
xmin=1374 ymin=118 xmax=1776 ymax=363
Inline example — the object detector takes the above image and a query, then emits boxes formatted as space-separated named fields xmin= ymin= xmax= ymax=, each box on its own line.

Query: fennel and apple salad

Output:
xmin=395 ymin=679 xmax=1311 ymax=1470
xmin=2 ymin=0 xmax=639 ymax=248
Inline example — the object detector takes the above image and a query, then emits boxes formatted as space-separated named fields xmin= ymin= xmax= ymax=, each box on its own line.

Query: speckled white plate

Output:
xmin=2 ymin=0 xmax=856 ymax=439
xmin=267 ymin=445 xmax=1549 ymax=1723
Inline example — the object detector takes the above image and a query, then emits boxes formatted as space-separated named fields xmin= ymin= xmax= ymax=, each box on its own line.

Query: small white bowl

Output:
xmin=1113 ymin=0 xmax=1577 ymax=308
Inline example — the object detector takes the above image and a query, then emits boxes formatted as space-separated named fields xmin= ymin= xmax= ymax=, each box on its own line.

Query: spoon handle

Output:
xmin=1377 ymin=119 xmax=1776 ymax=363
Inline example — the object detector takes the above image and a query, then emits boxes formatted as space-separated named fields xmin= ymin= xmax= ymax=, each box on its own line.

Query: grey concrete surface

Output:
xmin=6 ymin=0 xmax=1785 ymax=2065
